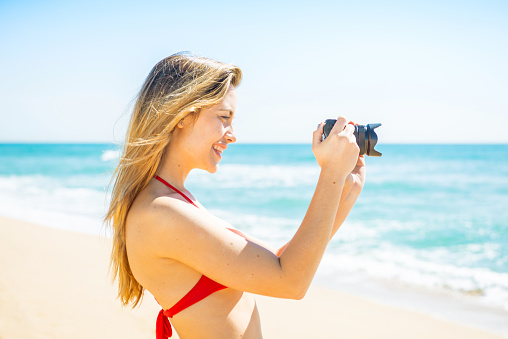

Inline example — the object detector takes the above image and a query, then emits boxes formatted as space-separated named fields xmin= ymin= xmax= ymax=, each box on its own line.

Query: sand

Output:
xmin=0 ymin=216 xmax=504 ymax=339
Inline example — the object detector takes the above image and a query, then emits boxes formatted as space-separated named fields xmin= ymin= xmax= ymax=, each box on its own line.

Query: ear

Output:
xmin=176 ymin=110 xmax=193 ymax=129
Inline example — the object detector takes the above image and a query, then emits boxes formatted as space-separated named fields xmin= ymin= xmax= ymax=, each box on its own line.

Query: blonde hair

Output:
xmin=105 ymin=52 xmax=242 ymax=307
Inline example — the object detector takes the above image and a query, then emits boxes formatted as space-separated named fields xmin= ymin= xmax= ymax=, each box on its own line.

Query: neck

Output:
xmin=156 ymin=143 xmax=193 ymax=190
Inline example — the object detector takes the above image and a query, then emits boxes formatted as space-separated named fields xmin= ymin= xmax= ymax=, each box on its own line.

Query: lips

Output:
xmin=212 ymin=143 xmax=226 ymax=159
xmin=212 ymin=144 xmax=225 ymax=154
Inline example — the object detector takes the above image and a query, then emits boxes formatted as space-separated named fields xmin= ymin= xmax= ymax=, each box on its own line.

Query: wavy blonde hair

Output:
xmin=105 ymin=52 xmax=242 ymax=307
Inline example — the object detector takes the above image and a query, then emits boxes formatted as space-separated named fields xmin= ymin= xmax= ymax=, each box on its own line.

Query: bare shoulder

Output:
xmin=127 ymin=183 xmax=236 ymax=261
xmin=127 ymin=185 xmax=194 ymax=246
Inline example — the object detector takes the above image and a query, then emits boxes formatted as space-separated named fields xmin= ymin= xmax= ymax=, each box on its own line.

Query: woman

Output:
xmin=105 ymin=52 xmax=365 ymax=339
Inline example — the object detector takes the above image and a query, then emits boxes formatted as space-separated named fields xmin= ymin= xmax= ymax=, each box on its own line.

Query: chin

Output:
xmin=203 ymin=162 xmax=219 ymax=174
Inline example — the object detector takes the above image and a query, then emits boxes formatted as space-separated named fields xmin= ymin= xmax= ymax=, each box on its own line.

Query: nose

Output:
xmin=225 ymin=125 xmax=237 ymax=144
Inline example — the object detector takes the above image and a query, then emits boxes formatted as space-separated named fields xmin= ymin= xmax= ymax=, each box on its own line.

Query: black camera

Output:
xmin=322 ymin=119 xmax=382 ymax=157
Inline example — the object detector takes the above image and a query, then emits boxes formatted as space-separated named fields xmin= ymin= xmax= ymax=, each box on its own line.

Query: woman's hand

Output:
xmin=312 ymin=116 xmax=360 ymax=179
xmin=343 ymin=119 xmax=366 ymax=196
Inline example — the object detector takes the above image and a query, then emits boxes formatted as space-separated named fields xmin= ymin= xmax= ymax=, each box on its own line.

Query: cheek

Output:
xmin=188 ymin=129 xmax=221 ymax=151
xmin=203 ymin=123 xmax=225 ymax=141
xmin=187 ymin=117 xmax=225 ymax=148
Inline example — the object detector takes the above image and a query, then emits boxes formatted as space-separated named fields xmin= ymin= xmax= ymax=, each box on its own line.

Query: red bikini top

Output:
xmin=153 ymin=175 xmax=247 ymax=339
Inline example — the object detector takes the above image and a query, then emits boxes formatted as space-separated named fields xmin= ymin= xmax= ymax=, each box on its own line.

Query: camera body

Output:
xmin=322 ymin=119 xmax=382 ymax=157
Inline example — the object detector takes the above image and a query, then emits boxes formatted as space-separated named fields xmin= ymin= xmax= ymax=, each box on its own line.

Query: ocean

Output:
xmin=1 ymin=143 xmax=507 ymax=334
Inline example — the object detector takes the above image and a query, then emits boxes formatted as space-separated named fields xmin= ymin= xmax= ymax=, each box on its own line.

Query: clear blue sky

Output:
xmin=1 ymin=0 xmax=507 ymax=143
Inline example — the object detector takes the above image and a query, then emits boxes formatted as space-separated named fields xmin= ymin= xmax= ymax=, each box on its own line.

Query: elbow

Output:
xmin=288 ymin=284 xmax=308 ymax=300
xmin=266 ymin=276 xmax=309 ymax=300
xmin=293 ymin=283 xmax=309 ymax=300
xmin=283 ymin=279 xmax=309 ymax=300
xmin=273 ymin=258 xmax=311 ymax=299
xmin=291 ymin=289 xmax=307 ymax=300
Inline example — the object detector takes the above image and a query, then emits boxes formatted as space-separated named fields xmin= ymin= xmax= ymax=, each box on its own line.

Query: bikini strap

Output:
xmin=154 ymin=175 xmax=198 ymax=208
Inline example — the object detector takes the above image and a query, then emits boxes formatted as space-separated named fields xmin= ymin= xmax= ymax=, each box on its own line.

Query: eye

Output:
xmin=221 ymin=116 xmax=231 ymax=121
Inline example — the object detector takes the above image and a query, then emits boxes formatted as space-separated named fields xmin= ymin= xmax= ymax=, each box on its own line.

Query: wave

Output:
xmin=0 ymin=175 xmax=110 ymax=235
xmin=319 ymin=248 xmax=508 ymax=309
xmin=188 ymin=164 xmax=320 ymax=189
xmin=101 ymin=149 xmax=120 ymax=162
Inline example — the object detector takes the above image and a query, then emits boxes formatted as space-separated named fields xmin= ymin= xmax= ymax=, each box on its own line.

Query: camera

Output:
xmin=322 ymin=119 xmax=382 ymax=157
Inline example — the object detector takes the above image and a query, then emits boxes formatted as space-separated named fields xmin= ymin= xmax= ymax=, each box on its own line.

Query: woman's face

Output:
xmin=177 ymin=86 xmax=237 ymax=173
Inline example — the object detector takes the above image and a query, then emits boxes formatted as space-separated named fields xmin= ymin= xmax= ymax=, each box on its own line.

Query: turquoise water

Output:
xmin=0 ymin=143 xmax=507 ymax=311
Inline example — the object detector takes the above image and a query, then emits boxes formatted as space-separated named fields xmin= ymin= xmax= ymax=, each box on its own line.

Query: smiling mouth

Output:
xmin=212 ymin=144 xmax=225 ymax=158
xmin=212 ymin=144 xmax=224 ymax=153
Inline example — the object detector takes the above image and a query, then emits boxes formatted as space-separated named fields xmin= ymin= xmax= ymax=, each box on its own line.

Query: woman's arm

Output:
xmin=142 ymin=116 xmax=359 ymax=300
xmin=329 ymin=155 xmax=366 ymax=240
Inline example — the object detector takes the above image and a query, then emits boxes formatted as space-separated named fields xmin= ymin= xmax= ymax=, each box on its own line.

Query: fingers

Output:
xmin=330 ymin=116 xmax=347 ymax=135
xmin=326 ymin=116 xmax=356 ymax=144
xmin=342 ymin=123 xmax=356 ymax=139
xmin=355 ymin=154 xmax=366 ymax=167
xmin=312 ymin=122 xmax=324 ymax=147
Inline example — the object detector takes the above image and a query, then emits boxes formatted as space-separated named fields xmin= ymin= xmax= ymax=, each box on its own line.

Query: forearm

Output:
xmin=278 ymin=168 xmax=345 ymax=296
xmin=329 ymin=189 xmax=360 ymax=240
xmin=329 ymin=156 xmax=365 ymax=240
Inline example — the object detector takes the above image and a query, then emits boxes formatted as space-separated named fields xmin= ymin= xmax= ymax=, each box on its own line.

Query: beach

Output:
xmin=0 ymin=216 xmax=504 ymax=339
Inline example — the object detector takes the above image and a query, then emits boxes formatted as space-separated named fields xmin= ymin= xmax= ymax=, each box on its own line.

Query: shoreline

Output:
xmin=316 ymin=269 xmax=508 ymax=337
xmin=0 ymin=215 xmax=506 ymax=339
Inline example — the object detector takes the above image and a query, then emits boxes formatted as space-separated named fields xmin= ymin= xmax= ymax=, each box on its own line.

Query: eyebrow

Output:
xmin=217 ymin=108 xmax=234 ymax=116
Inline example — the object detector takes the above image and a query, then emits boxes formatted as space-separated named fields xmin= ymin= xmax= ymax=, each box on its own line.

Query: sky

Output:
xmin=0 ymin=0 xmax=507 ymax=144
